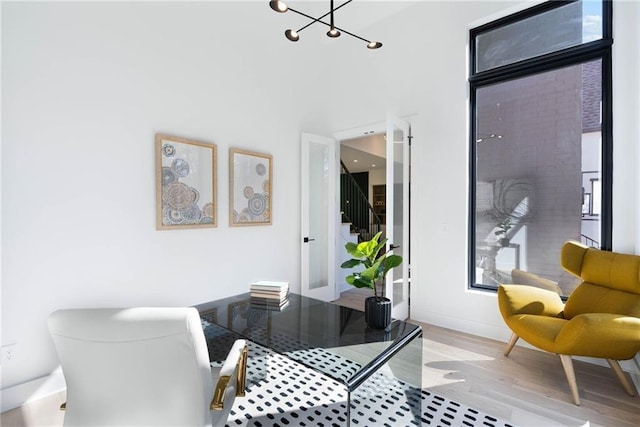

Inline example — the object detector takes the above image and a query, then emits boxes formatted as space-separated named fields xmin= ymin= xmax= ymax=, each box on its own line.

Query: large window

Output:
xmin=469 ymin=0 xmax=612 ymax=296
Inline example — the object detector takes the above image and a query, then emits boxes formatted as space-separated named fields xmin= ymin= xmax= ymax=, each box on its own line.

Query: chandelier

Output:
xmin=269 ymin=0 xmax=383 ymax=49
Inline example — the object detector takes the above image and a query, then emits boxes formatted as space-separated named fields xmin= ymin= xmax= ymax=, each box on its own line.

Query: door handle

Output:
xmin=389 ymin=244 xmax=400 ymax=250
xmin=303 ymin=237 xmax=316 ymax=243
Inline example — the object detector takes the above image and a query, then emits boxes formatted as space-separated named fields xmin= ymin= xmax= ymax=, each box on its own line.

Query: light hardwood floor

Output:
xmin=3 ymin=289 xmax=639 ymax=427
xmin=335 ymin=288 xmax=640 ymax=427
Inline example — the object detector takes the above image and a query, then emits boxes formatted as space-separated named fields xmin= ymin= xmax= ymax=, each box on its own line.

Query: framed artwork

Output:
xmin=229 ymin=149 xmax=272 ymax=226
xmin=156 ymin=134 xmax=217 ymax=230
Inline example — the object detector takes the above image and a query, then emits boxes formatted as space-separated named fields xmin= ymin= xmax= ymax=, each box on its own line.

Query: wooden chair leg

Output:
xmin=504 ymin=333 xmax=519 ymax=357
xmin=559 ymin=354 xmax=581 ymax=405
xmin=606 ymin=359 xmax=637 ymax=397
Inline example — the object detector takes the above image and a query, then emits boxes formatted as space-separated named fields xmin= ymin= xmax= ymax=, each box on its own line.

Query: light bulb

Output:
xmin=285 ymin=29 xmax=299 ymax=42
xmin=269 ymin=0 xmax=288 ymax=13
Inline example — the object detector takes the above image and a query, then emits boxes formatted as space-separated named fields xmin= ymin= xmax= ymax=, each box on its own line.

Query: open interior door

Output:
xmin=385 ymin=114 xmax=410 ymax=320
xmin=301 ymin=132 xmax=339 ymax=301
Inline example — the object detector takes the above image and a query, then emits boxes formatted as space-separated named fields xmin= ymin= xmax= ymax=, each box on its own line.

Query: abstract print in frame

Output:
xmin=229 ymin=149 xmax=272 ymax=226
xmin=156 ymin=134 xmax=217 ymax=229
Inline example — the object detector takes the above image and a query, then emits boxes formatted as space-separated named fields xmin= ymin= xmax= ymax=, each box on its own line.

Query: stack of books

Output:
xmin=250 ymin=281 xmax=290 ymax=311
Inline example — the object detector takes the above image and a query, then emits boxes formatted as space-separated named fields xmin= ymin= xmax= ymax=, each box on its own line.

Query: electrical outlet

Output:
xmin=1 ymin=344 xmax=17 ymax=363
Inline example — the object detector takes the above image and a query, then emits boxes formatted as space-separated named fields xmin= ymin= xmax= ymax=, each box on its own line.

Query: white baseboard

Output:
xmin=411 ymin=308 xmax=510 ymax=343
xmin=1 ymin=368 xmax=66 ymax=413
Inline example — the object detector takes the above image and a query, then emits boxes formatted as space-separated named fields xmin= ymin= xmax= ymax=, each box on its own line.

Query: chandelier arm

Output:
xmin=289 ymin=0 xmax=353 ymax=33
xmin=334 ymin=0 xmax=354 ymax=12
xmin=288 ymin=8 xmax=329 ymax=32
xmin=279 ymin=1 xmax=379 ymax=47
xmin=296 ymin=22 xmax=372 ymax=44
xmin=289 ymin=11 xmax=370 ymax=43
xmin=331 ymin=25 xmax=371 ymax=43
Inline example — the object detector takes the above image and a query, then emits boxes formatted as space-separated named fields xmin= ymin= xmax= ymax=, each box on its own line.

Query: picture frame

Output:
xmin=229 ymin=149 xmax=272 ymax=226
xmin=156 ymin=134 xmax=217 ymax=230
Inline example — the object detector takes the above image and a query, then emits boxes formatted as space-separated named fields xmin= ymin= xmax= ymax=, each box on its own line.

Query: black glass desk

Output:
xmin=196 ymin=293 xmax=423 ymax=425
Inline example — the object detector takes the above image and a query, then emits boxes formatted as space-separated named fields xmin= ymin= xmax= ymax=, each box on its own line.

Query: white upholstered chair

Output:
xmin=48 ymin=307 xmax=247 ymax=427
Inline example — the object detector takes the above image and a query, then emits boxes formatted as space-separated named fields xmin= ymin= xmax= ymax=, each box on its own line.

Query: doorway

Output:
xmin=300 ymin=115 xmax=411 ymax=320
xmin=334 ymin=131 xmax=387 ymax=313
xmin=335 ymin=115 xmax=411 ymax=320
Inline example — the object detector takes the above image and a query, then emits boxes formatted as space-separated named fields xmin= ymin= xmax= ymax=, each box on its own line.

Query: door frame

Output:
xmin=333 ymin=116 xmax=412 ymax=319
xmin=384 ymin=113 xmax=411 ymax=320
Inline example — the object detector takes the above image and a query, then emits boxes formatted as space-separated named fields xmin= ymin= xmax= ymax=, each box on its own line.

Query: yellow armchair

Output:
xmin=498 ymin=240 xmax=640 ymax=405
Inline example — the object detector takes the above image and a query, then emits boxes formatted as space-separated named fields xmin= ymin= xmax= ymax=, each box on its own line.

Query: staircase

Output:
xmin=340 ymin=160 xmax=384 ymax=242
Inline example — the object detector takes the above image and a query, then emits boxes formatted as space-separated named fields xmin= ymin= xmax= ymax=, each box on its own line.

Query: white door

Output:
xmin=385 ymin=114 xmax=410 ymax=320
xmin=301 ymin=132 xmax=339 ymax=301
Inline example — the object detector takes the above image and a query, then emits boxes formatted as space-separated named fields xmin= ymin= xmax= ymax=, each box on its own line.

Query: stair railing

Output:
xmin=581 ymin=234 xmax=600 ymax=249
xmin=340 ymin=160 xmax=383 ymax=241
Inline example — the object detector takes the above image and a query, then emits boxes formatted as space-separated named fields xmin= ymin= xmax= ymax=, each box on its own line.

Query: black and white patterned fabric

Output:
xmin=213 ymin=341 xmax=514 ymax=427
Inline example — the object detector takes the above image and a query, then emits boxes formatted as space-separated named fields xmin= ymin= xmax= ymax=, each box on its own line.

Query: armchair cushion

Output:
xmin=554 ymin=313 xmax=640 ymax=359
xmin=504 ymin=313 xmax=567 ymax=352
xmin=564 ymin=283 xmax=640 ymax=319
xmin=498 ymin=284 xmax=564 ymax=318
xmin=581 ymin=250 xmax=640 ymax=294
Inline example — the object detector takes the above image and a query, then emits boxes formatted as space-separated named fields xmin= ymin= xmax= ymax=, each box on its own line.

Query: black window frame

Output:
xmin=468 ymin=0 xmax=613 ymax=291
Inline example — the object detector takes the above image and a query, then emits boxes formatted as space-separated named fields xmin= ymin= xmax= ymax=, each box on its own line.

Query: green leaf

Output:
xmin=340 ymin=259 xmax=362 ymax=269
xmin=357 ymin=239 xmax=377 ymax=258
xmin=345 ymin=242 xmax=364 ymax=258
xmin=372 ymin=238 xmax=387 ymax=259
xmin=351 ymin=276 xmax=374 ymax=289
xmin=382 ymin=255 xmax=402 ymax=270
xmin=361 ymin=261 xmax=382 ymax=281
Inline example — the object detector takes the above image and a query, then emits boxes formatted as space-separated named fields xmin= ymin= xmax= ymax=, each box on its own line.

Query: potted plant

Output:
xmin=494 ymin=218 xmax=512 ymax=247
xmin=340 ymin=231 xmax=402 ymax=329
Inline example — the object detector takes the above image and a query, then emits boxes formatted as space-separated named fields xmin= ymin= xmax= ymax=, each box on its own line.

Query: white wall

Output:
xmin=1 ymin=1 xmax=331 ymax=400
xmin=2 ymin=0 xmax=639 ymax=409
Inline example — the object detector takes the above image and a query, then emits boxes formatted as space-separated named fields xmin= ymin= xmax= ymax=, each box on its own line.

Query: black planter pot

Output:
xmin=364 ymin=296 xmax=392 ymax=329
